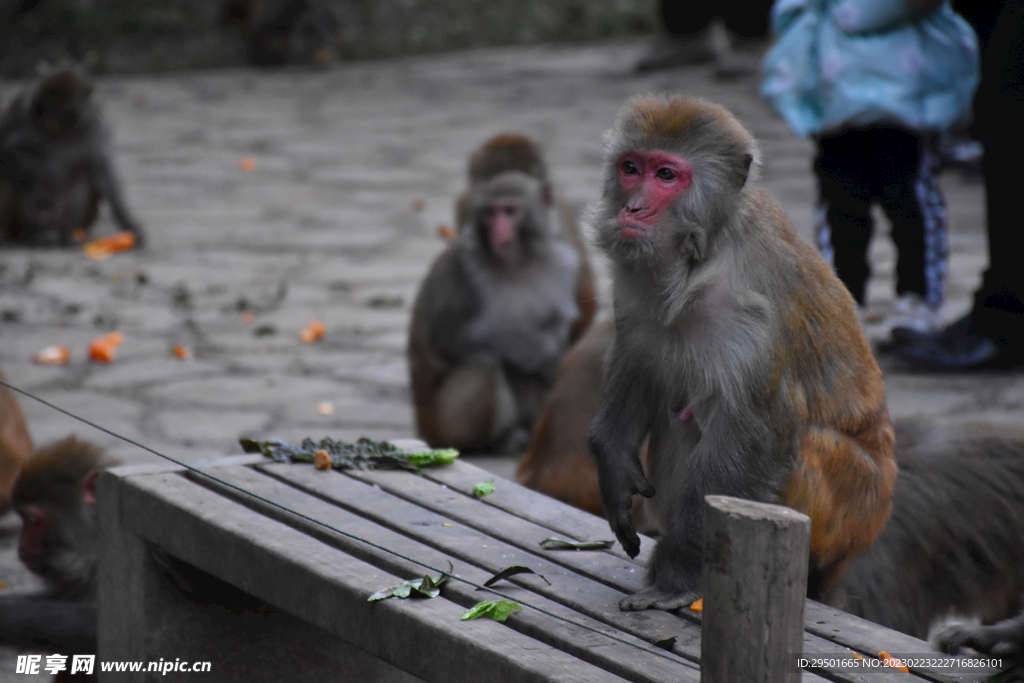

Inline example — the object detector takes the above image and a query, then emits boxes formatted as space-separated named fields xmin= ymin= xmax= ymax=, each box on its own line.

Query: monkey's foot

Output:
xmin=619 ymin=587 xmax=700 ymax=612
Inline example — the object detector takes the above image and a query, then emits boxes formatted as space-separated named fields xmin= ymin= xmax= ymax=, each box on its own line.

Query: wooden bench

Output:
xmin=97 ymin=455 xmax=1002 ymax=682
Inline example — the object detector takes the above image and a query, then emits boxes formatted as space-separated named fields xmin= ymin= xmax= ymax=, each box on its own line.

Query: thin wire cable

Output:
xmin=0 ymin=377 xmax=697 ymax=669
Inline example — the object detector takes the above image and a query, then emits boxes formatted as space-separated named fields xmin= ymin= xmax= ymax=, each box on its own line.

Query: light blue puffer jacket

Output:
xmin=760 ymin=0 xmax=979 ymax=137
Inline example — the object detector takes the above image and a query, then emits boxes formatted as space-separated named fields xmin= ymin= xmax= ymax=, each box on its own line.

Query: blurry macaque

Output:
xmin=222 ymin=0 xmax=340 ymax=67
xmin=837 ymin=420 xmax=1024 ymax=643
xmin=588 ymin=94 xmax=896 ymax=611
xmin=456 ymin=134 xmax=596 ymax=341
xmin=408 ymin=169 xmax=586 ymax=455
xmin=0 ymin=66 xmax=145 ymax=247
xmin=0 ymin=372 xmax=32 ymax=515
xmin=0 ymin=437 xmax=108 ymax=661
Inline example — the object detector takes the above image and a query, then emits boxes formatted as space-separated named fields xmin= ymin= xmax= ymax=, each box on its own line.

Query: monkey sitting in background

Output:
xmin=0 ymin=66 xmax=145 ymax=247
xmin=0 ymin=437 xmax=108 ymax=658
xmin=587 ymin=94 xmax=896 ymax=611
xmin=408 ymin=168 xmax=587 ymax=455
xmin=456 ymin=134 xmax=596 ymax=343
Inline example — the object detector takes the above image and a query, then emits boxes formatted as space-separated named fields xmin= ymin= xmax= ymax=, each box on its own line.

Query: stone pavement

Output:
xmin=0 ymin=38 xmax=1013 ymax=678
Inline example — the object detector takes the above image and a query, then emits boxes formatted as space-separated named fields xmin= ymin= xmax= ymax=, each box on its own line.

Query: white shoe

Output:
xmin=888 ymin=293 xmax=941 ymax=334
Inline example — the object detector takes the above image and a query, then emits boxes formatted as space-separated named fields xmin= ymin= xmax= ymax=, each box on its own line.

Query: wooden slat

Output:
xmin=257 ymin=462 xmax=925 ymax=683
xmin=256 ymin=463 xmax=707 ymax=653
xmin=111 ymin=469 xmax=633 ymax=683
xmin=418 ymin=460 xmax=656 ymax=565
xmin=187 ymin=464 xmax=701 ymax=683
xmin=370 ymin=461 xmax=999 ymax=683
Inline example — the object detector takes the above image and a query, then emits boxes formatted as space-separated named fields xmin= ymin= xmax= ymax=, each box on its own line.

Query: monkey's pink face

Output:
xmin=483 ymin=199 xmax=523 ymax=258
xmin=616 ymin=150 xmax=692 ymax=237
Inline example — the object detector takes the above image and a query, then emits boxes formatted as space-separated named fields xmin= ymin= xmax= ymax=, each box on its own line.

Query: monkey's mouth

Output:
xmin=618 ymin=225 xmax=651 ymax=239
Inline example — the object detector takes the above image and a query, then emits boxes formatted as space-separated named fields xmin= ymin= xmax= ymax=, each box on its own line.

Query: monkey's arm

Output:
xmin=588 ymin=353 xmax=656 ymax=558
xmin=0 ymin=596 xmax=96 ymax=653
xmin=89 ymin=146 xmax=145 ymax=245
xmin=417 ymin=251 xmax=488 ymax=364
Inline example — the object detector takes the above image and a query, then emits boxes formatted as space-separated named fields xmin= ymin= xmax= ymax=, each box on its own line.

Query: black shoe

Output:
xmin=892 ymin=314 xmax=1006 ymax=370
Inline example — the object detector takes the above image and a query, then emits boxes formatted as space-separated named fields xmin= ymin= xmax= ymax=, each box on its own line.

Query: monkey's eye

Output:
xmin=655 ymin=168 xmax=677 ymax=181
xmin=621 ymin=160 xmax=639 ymax=175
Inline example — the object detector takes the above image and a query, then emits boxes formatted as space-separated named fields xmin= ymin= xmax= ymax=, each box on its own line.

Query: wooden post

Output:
xmin=700 ymin=495 xmax=810 ymax=683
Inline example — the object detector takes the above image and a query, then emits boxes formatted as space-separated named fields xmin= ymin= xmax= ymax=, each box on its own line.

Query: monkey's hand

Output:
xmin=597 ymin=456 xmax=654 ymax=559
xmin=935 ymin=620 xmax=1024 ymax=656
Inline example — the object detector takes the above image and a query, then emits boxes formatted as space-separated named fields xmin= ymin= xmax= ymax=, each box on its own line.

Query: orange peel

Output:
xmin=33 ymin=344 xmax=71 ymax=365
xmin=298 ymin=318 xmax=325 ymax=343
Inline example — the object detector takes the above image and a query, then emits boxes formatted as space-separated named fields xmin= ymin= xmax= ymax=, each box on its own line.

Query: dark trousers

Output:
xmin=813 ymin=127 xmax=946 ymax=307
xmin=661 ymin=0 xmax=772 ymax=38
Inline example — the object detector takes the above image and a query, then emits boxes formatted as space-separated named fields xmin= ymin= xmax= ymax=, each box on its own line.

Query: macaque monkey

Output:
xmin=0 ymin=372 xmax=33 ymax=515
xmin=836 ymin=420 xmax=1024 ymax=642
xmin=588 ymin=95 xmax=896 ymax=611
xmin=408 ymin=170 xmax=585 ymax=454
xmin=0 ymin=437 xmax=107 ymax=657
xmin=457 ymin=134 xmax=596 ymax=342
xmin=222 ymin=0 xmax=339 ymax=66
xmin=0 ymin=66 xmax=145 ymax=247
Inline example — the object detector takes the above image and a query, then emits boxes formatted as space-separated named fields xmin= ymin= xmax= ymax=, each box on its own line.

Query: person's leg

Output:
xmin=874 ymin=128 xmax=945 ymax=333
xmin=814 ymin=130 xmax=876 ymax=306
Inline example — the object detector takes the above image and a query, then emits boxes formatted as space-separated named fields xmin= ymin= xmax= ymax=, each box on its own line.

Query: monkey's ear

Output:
xmin=82 ymin=470 xmax=100 ymax=505
xmin=737 ymin=153 xmax=754 ymax=188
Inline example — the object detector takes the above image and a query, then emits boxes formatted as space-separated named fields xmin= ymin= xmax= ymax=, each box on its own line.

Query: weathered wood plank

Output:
xmin=702 ymin=496 xmax=810 ymax=683
xmin=187 ymin=464 xmax=702 ymax=683
xmin=355 ymin=461 xmax=981 ymax=683
xmin=255 ymin=463 xmax=708 ymax=656
xmin=110 ymin=469 xmax=633 ymax=683
xmin=97 ymin=470 xmax=152 ymax=681
xmin=256 ymin=462 xmax=924 ymax=682
xmin=418 ymin=459 xmax=656 ymax=565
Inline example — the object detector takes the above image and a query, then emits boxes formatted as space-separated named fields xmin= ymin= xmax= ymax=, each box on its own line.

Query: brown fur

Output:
xmin=13 ymin=437 xmax=104 ymax=513
xmin=0 ymin=372 xmax=32 ymax=514
xmin=589 ymin=94 xmax=895 ymax=611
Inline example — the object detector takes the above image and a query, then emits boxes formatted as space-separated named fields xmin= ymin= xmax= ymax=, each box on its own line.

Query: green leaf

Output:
xmin=481 ymin=565 xmax=550 ymax=588
xmin=405 ymin=448 xmax=459 ymax=467
xmin=539 ymin=537 xmax=615 ymax=551
xmin=472 ymin=480 xmax=495 ymax=498
xmin=243 ymin=436 xmax=459 ymax=472
xmin=460 ymin=600 xmax=522 ymax=622
xmin=654 ymin=636 xmax=677 ymax=650
xmin=368 ymin=568 xmax=451 ymax=601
